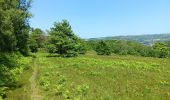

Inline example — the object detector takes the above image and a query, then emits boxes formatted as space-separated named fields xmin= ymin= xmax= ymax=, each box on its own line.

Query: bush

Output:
xmin=95 ymin=41 xmax=112 ymax=55
xmin=39 ymin=77 xmax=51 ymax=91
xmin=0 ymin=87 xmax=7 ymax=99
xmin=0 ymin=53 xmax=21 ymax=86
xmin=0 ymin=53 xmax=23 ymax=98
xmin=29 ymin=40 xmax=38 ymax=53
xmin=88 ymin=40 xmax=170 ymax=58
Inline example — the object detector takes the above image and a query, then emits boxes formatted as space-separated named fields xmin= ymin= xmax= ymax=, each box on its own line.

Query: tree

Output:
xmin=153 ymin=42 xmax=170 ymax=58
xmin=29 ymin=28 xmax=46 ymax=52
xmin=95 ymin=41 xmax=111 ymax=55
xmin=77 ymin=39 xmax=87 ymax=54
xmin=0 ymin=0 xmax=32 ymax=98
xmin=47 ymin=20 xmax=85 ymax=57
xmin=28 ymin=38 xmax=38 ymax=53
xmin=30 ymin=28 xmax=46 ymax=48
xmin=0 ymin=0 xmax=31 ymax=55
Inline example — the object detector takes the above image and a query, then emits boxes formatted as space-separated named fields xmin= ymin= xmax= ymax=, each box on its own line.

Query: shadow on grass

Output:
xmin=1 ymin=82 xmax=25 ymax=90
xmin=46 ymin=54 xmax=60 ymax=57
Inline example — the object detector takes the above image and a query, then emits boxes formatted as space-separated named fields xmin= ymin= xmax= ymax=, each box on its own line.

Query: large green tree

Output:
xmin=0 ymin=0 xmax=31 ymax=55
xmin=47 ymin=20 xmax=85 ymax=57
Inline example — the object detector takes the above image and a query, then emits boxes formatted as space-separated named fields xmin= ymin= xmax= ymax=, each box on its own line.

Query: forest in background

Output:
xmin=89 ymin=33 xmax=170 ymax=46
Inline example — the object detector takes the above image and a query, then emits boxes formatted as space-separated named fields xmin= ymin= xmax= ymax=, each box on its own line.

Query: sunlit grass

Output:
xmin=36 ymin=52 xmax=170 ymax=99
xmin=5 ymin=51 xmax=170 ymax=99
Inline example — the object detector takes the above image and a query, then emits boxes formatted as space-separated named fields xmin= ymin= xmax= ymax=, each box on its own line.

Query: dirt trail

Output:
xmin=29 ymin=58 xmax=41 ymax=100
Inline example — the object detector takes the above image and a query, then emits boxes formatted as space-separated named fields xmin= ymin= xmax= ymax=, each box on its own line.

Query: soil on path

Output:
xmin=29 ymin=58 xmax=41 ymax=100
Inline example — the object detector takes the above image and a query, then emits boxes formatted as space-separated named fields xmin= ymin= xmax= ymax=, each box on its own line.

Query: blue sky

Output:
xmin=30 ymin=0 xmax=170 ymax=38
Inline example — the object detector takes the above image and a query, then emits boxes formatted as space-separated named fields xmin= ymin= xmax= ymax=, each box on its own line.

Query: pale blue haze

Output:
xmin=30 ymin=0 xmax=170 ymax=38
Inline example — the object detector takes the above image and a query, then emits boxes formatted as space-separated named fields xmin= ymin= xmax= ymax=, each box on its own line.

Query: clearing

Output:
xmin=6 ymin=52 xmax=170 ymax=100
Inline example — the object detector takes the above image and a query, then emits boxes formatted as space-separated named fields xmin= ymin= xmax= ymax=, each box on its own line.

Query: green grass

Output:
xmin=6 ymin=56 xmax=33 ymax=100
xmin=6 ymin=52 xmax=170 ymax=100
xmin=36 ymin=52 xmax=170 ymax=100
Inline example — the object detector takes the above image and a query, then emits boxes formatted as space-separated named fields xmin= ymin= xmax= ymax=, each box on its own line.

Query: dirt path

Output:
xmin=29 ymin=58 xmax=41 ymax=100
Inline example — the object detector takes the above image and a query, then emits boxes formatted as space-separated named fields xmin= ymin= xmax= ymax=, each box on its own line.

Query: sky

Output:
xmin=30 ymin=0 xmax=170 ymax=39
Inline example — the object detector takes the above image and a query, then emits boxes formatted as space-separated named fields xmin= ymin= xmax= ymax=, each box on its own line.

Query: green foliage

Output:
xmin=46 ymin=44 xmax=56 ymax=54
xmin=28 ymin=38 xmax=38 ymax=53
xmin=153 ymin=42 xmax=170 ymax=58
xmin=88 ymin=40 xmax=170 ymax=58
xmin=4 ymin=56 xmax=32 ymax=99
xmin=0 ymin=96 xmax=2 ymax=100
xmin=0 ymin=0 xmax=31 ymax=55
xmin=89 ymin=33 xmax=170 ymax=46
xmin=54 ymin=75 xmax=89 ymax=100
xmin=39 ymin=77 xmax=51 ymax=91
xmin=29 ymin=28 xmax=46 ymax=50
xmin=77 ymin=39 xmax=88 ymax=54
xmin=0 ymin=53 xmax=25 ymax=98
xmin=95 ymin=41 xmax=112 ymax=55
xmin=55 ymin=75 xmax=67 ymax=96
xmin=0 ymin=87 xmax=7 ymax=98
xmin=0 ymin=0 xmax=31 ymax=98
xmin=75 ymin=84 xmax=89 ymax=98
xmin=57 ymin=75 xmax=67 ymax=85
xmin=47 ymin=20 xmax=86 ymax=57
xmin=33 ymin=52 xmax=170 ymax=99
xmin=28 ymin=28 xmax=46 ymax=53
xmin=0 ymin=53 xmax=21 ymax=86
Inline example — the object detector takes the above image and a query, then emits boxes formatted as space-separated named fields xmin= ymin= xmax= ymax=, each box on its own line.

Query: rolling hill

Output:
xmin=89 ymin=33 xmax=170 ymax=45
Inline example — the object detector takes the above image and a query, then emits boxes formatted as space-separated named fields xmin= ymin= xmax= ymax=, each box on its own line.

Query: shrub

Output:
xmin=29 ymin=39 xmax=38 ymax=53
xmin=95 ymin=41 xmax=112 ymax=55
xmin=39 ymin=77 xmax=50 ymax=91
xmin=0 ymin=53 xmax=21 ymax=86
xmin=0 ymin=87 xmax=7 ymax=99
xmin=0 ymin=53 xmax=23 ymax=98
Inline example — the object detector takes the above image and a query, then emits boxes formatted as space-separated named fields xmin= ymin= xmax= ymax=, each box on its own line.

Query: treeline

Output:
xmin=0 ymin=0 xmax=31 ymax=99
xmin=87 ymin=40 xmax=170 ymax=58
xmin=29 ymin=20 xmax=87 ymax=57
xmin=28 ymin=20 xmax=170 ymax=58
xmin=90 ymin=33 xmax=170 ymax=46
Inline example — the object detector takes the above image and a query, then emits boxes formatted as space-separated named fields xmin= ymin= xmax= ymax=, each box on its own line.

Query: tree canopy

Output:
xmin=0 ymin=0 xmax=32 ymax=98
xmin=29 ymin=28 xmax=46 ymax=52
xmin=0 ymin=0 xmax=31 ymax=55
xmin=47 ymin=20 xmax=86 ymax=57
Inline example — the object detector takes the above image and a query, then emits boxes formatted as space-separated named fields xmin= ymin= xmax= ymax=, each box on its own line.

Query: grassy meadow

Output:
xmin=6 ymin=51 xmax=170 ymax=100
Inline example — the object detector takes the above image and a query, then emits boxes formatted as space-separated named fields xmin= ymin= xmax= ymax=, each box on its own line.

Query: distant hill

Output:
xmin=89 ymin=33 xmax=170 ymax=46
